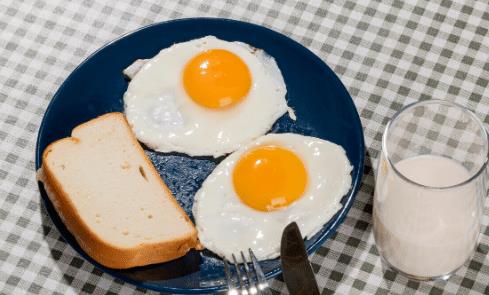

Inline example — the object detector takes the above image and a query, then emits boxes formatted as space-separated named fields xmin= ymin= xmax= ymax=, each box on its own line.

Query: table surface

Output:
xmin=1 ymin=0 xmax=488 ymax=294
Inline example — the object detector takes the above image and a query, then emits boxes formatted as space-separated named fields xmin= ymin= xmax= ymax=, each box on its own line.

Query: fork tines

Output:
xmin=224 ymin=249 xmax=271 ymax=295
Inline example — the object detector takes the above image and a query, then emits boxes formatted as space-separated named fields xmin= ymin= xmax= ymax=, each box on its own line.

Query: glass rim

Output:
xmin=382 ymin=99 xmax=489 ymax=190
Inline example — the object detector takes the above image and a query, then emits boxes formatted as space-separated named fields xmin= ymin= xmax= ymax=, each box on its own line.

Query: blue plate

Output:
xmin=35 ymin=18 xmax=364 ymax=294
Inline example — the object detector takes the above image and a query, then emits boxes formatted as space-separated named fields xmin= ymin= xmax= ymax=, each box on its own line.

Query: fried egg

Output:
xmin=123 ymin=36 xmax=290 ymax=157
xmin=192 ymin=133 xmax=352 ymax=261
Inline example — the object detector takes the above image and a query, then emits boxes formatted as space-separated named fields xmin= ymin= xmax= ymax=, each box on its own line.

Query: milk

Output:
xmin=373 ymin=155 xmax=481 ymax=279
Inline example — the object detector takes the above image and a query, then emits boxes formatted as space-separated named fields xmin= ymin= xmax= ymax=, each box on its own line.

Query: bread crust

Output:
xmin=38 ymin=112 xmax=201 ymax=269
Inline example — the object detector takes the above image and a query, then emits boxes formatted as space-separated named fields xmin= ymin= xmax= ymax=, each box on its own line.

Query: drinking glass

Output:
xmin=373 ymin=99 xmax=488 ymax=281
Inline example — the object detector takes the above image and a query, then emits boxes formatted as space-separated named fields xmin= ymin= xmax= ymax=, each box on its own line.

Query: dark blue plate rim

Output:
xmin=35 ymin=17 xmax=365 ymax=294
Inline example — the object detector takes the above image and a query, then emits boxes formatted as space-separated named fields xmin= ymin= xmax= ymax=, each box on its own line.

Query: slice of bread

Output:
xmin=37 ymin=112 xmax=200 ymax=269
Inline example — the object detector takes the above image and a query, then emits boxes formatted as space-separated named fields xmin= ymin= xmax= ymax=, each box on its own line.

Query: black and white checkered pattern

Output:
xmin=1 ymin=0 xmax=488 ymax=294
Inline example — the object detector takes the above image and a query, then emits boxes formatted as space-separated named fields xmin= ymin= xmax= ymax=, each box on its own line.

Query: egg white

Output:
xmin=192 ymin=133 xmax=353 ymax=261
xmin=124 ymin=36 xmax=290 ymax=157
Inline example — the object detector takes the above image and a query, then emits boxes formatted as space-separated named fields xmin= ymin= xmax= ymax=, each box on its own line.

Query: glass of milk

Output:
xmin=373 ymin=99 xmax=488 ymax=281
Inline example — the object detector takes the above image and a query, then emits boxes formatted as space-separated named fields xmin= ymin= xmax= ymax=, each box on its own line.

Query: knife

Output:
xmin=280 ymin=222 xmax=320 ymax=295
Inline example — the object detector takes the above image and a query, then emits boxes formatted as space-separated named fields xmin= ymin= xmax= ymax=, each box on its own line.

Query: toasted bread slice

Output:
xmin=38 ymin=112 xmax=200 ymax=269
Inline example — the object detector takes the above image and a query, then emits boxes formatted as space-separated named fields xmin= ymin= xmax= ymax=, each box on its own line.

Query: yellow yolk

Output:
xmin=232 ymin=146 xmax=308 ymax=212
xmin=183 ymin=49 xmax=252 ymax=109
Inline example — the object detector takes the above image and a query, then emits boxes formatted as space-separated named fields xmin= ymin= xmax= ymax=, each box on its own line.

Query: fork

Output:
xmin=224 ymin=249 xmax=272 ymax=295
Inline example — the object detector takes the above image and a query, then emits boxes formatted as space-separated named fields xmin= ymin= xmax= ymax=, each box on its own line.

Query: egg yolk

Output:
xmin=182 ymin=49 xmax=252 ymax=109
xmin=232 ymin=146 xmax=308 ymax=212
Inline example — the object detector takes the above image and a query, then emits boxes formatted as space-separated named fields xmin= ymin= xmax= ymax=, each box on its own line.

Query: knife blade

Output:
xmin=280 ymin=222 xmax=320 ymax=295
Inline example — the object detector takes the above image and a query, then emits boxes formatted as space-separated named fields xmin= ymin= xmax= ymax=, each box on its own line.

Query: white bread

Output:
xmin=37 ymin=112 xmax=200 ymax=269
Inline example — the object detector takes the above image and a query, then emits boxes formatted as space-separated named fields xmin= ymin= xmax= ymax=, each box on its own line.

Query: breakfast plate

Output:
xmin=35 ymin=18 xmax=364 ymax=293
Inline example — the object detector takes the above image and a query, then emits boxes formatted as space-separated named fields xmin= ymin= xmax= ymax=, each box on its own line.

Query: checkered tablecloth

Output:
xmin=1 ymin=0 xmax=488 ymax=294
